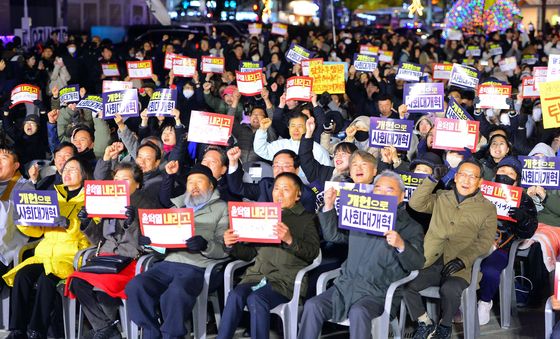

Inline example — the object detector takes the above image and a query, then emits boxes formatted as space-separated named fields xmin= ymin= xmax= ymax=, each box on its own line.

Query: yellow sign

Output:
xmin=309 ymin=63 xmax=345 ymax=94
xmin=539 ymin=80 xmax=560 ymax=129
xmin=409 ymin=0 xmax=424 ymax=16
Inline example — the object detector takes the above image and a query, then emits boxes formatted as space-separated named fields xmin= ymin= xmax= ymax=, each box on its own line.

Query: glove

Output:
xmin=441 ymin=258 xmax=465 ymax=278
xmin=54 ymin=216 xmax=70 ymax=229
xmin=508 ymin=207 xmax=528 ymax=223
xmin=431 ymin=165 xmax=448 ymax=181
xmin=138 ymin=235 xmax=152 ymax=246
xmin=123 ymin=205 xmax=136 ymax=228
xmin=186 ymin=235 xmax=208 ymax=253
xmin=77 ymin=207 xmax=89 ymax=229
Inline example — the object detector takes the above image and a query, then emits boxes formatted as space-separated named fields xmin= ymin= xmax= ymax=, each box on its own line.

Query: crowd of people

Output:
xmin=0 ymin=21 xmax=557 ymax=339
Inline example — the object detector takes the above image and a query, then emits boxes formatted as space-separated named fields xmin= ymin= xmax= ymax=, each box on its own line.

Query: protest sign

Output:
xmin=102 ymin=80 xmax=133 ymax=93
xmin=201 ymin=56 xmax=225 ymax=74
xmin=126 ymin=60 xmax=153 ymax=79
xmin=462 ymin=59 xmax=475 ymax=66
xmin=164 ymin=52 xmax=179 ymax=70
xmin=445 ymin=96 xmax=473 ymax=120
xmin=187 ymin=111 xmax=233 ymax=146
xmin=432 ymin=118 xmax=480 ymax=151
xmin=59 ymin=84 xmax=80 ymax=105
xmin=239 ymin=60 xmax=263 ymax=72
xmin=338 ymin=190 xmax=397 ymax=236
xmin=353 ymin=54 xmax=378 ymax=72
xmin=480 ymin=180 xmax=522 ymax=222
xmin=433 ymin=63 xmax=453 ymax=80
xmin=271 ymin=23 xmax=288 ymax=36
xmin=499 ymin=57 xmax=517 ymax=72
xmin=10 ymin=84 xmax=40 ymax=108
xmin=466 ymin=46 xmax=481 ymax=57
xmin=446 ymin=29 xmax=463 ymax=41
xmin=324 ymin=181 xmax=374 ymax=214
xmin=309 ymin=62 xmax=345 ymax=94
xmin=228 ymin=202 xmax=281 ymax=243
xmin=519 ymin=156 xmax=560 ymax=189
xmin=378 ymin=51 xmax=394 ymax=63
xmin=77 ymin=95 xmax=103 ymax=114
xmin=236 ymin=70 xmax=264 ymax=96
xmin=102 ymin=89 xmax=139 ymax=120
xmin=521 ymin=77 xmax=539 ymax=99
xmin=534 ymin=67 xmax=548 ymax=89
xmin=84 ymin=180 xmax=130 ymax=219
xmin=403 ymin=83 xmax=444 ymax=113
xmin=489 ymin=44 xmax=503 ymax=56
xmin=359 ymin=45 xmax=379 ymax=56
xmin=548 ymin=54 xmax=560 ymax=81
xmin=395 ymin=171 xmax=429 ymax=202
xmin=139 ymin=208 xmax=194 ymax=248
xmin=476 ymin=84 xmax=511 ymax=110
xmin=248 ymin=23 xmax=262 ymax=35
xmin=521 ymin=54 xmax=538 ymax=65
xmin=301 ymin=58 xmax=322 ymax=76
xmin=147 ymin=88 xmax=176 ymax=117
xmin=14 ymin=190 xmax=60 ymax=227
xmin=285 ymin=76 xmax=313 ymax=102
xmin=285 ymin=43 xmax=313 ymax=64
xmin=101 ymin=63 xmax=120 ymax=77
xmin=172 ymin=57 xmax=196 ymax=77
xmin=539 ymin=80 xmax=560 ymax=129
xmin=369 ymin=117 xmax=414 ymax=151
xmin=449 ymin=64 xmax=479 ymax=90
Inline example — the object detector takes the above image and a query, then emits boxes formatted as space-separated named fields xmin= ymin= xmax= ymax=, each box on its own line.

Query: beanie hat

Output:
xmin=529 ymin=142 xmax=555 ymax=157
xmin=24 ymin=114 xmax=40 ymax=126
xmin=187 ymin=164 xmax=218 ymax=189
xmin=409 ymin=152 xmax=443 ymax=172
xmin=496 ymin=156 xmax=522 ymax=179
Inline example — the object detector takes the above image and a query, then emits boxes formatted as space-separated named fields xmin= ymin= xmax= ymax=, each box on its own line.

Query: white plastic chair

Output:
xmin=498 ymin=239 xmax=523 ymax=328
xmin=315 ymin=268 xmax=419 ymax=339
xmin=223 ymin=251 xmax=322 ymax=339
xmin=545 ymin=296 xmax=555 ymax=339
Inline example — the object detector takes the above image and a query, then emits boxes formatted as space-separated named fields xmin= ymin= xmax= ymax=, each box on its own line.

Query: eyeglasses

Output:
xmin=272 ymin=163 xmax=294 ymax=170
xmin=456 ymin=172 xmax=480 ymax=182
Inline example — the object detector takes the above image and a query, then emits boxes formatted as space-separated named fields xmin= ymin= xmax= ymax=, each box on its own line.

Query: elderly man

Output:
xmin=125 ymin=164 xmax=229 ymax=339
xmin=297 ymin=170 xmax=425 ymax=339
xmin=404 ymin=159 xmax=497 ymax=339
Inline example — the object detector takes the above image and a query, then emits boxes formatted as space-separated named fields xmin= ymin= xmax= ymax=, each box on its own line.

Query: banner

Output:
xmin=14 ymin=190 xmax=60 ymax=227
xmin=369 ymin=117 xmax=414 ymax=151
xmin=359 ymin=45 xmax=379 ymax=56
xmin=324 ymin=181 xmax=374 ymax=214
xmin=489 ymin=44 xmax=503 ymax=56
xmin=59 ymin=84 xmax=80 ymax=105
xmin=353 ymin=54 xmax=378 ymax=72
xmin=538 ymin=80 xmax=560 ymax=129
xmin=102 ymin=80 xmax=133 ymax=93
xmin=147 ymin=88 xmax=176 ymax=117
xmin=201 ymin=56 xmax=225 ymax=74
xmin=77 ymin=95 xmax=103 ymax=114
xmin=433 ymin=63 xmax=453 ymax=80
xmin=309 ymin=62 xmax=345 ymax=94
xmin=126 ymin=60 xmax=153 ymax=79
xmin=480 ymin=180 xmax=522 ymax=221
xmin=102 ymin=89 xmax=139 ymax=120
xmin=285 ymin=76 xmax=313 ymax=102
xmin=139 ymin=208 xmax=194 ymax=248
xmin=10 ymin=84 xmax=40 ymax=108
xmin=271 ymin=23 xmax=288 ymax=36
xmin=462 ymin=59 xmax=475 ymax=66
xmin=172 ymin=57 xmax=196 ymax=77
xmin=239 ymin=60 xmax=263 ymax=73
xmin=84 ymin=180 xmax=130 ymax=219
xmin=499 ymin=56 xmax=517 ymax=72
xmin=248 ymin=23 xmax=262 ymax=35
xmin=476 ymin=84 xmax=511 ymax=109
xmin=228 ymin=202 xmax=281 ymax=243
xmin=521 ymin=77 xmax=539 ymax=99
xmin=449 ymin=64 xmax=479 ymax=90
xmin=301 ymin=58 xmax=322 ymax=76
xmin=378 ymin=51 xmax=394 ymax=63
xmin=534 ymin=67 xmax=548 ymax=89
xmin=285 ymin=43 xmax=313 ymax=64
xmin=164 ymin=52 xmax=179 ymax=70
xmin=445 ymin=96 xmax=473 ymax=120
xmin=521 ymin=54 xmax=538 ymax=65
xmin=432 ymin=118 xmax=480 ymax=151
xmin=338 ymin=190 xmax=397 ymax=236
xmin=187 ymin=111 xmax=233 ymax=146
xmin=519 ymin=156 xmax=560 ymax=189
xmin=396 ymin=62 xmax=424 ymax=82
xmin=395 ymin=171 xmax=429 ymax=202
xmin=101 ymin=63 xmax=120 ymax=77
xmin=466 ymin=46 xmax=481 ymax=57
xmin=403 ymin=83 xmax=444 ymax=113
xmin=236 ymin=70 xmax=264 ymax=96
xmin=446 ymin=29 xmax=463 ymax=41
xmin=548 ymin=54 xmax=560 ymax=82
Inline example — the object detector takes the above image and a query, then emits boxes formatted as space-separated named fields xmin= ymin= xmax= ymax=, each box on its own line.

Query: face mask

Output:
xmin=499 ymin=114 xmax=511 ymax=126
xmin=355 ymin=130 xmax=369 ymax=142
xmin=183 ymin=89 xmax=194 ymax=99
xmin=446 ymin=154 xmax=463 ymax=168
xmin=129 ymin=53 xmax=135 ymax=58
xmin=68 ymin=47 xmax=76 ymax=54
xmin=485 ymin=108 xmax=495 ymax=117
xmin=251 ymin=54 xmax=260 ymax=61
xmin=533 ymin=107 xmax=542 ymax=121
xmin=494 ymin=174 xmax=516 ymax=185
xmin=344 ymin=38 xmax=352 ymax=45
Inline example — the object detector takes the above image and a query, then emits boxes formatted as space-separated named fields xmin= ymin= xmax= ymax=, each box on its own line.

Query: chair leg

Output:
xmin=119 ymin=300 xmax=128 ymax=338
xmin=499 ymin=270 xmax=513 ymax=329
xmin=129 ymin=320 xmax=140 ymax=339
xmin=209 ymin=294 xmax=221 ymax=327
xmin=193 ymin=295 xmax=208 ymax=339
xmin=390 ymin=317 xmax=401 ymax=339
xmin=399 ymin=300 xmax=408 ymax=339
xmin=545 ymin=297 xmax=554 ymax=339
xmin=373 ymin=313 xmax=390 ymax=339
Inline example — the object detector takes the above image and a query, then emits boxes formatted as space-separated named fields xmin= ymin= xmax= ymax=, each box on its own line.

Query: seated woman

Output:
xmin=65 ymin=162 xmax=160 ymax=339
xmin=4 ymin=157 xmax=91 ymax=339
xmin=217 ymin=172 xmax=320 ymax=339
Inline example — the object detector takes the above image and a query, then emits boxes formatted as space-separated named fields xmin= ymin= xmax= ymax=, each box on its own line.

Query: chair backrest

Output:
xmin=288 ymin=250 xmax=322 ymax=306
xmin=242 ymin=161 xmax=273 ymax=183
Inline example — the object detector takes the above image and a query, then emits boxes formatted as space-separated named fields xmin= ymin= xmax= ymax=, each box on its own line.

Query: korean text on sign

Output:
xmin=14 ymin=190 xmax=60 ymax=227
xmin=147 ymin=88 xmax=176 ymax=117
xmin=139 ymin=208 xmax=195 ymax=248
xmin=102 ymin=89 xmax=139 ymax=120
xmin=228 ymin=202 xmax=281 ymax=243
xmin=480 ymin=180 xmax=522 ymax=222
xmin=338 ymin=190 xmax=397 ymax=236
xmin=285 ymin=76 xmax=313 ymax=102
xmin=84 ymin=180 xmax=130 ymax=219
xmin=10 ymin=84 xmax=40 ymax=108
xmin=396 ymin=172 xmax=428 ymax=202
xmin=519 ymin=156 xmax=560 ymax=189
xmin=126 ymin=60 xmax=153 ymax=79
xmin=369 ymin=117 xmax=414 ymax=151
xmin=187 ymin=111 xmax=233 ymax=146
xmin=431 ymin=118 xmax=480 ymax=152
xmin=403 ymin=83 xmax=444 ymax=113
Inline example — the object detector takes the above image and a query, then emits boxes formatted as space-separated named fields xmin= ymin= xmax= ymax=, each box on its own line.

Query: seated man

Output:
xmin=403 ymin=159 xmax=497 ymax=339
xmin=226 ymin=147 xmax=317 ymax=212
xmin=298 ymin=170 xmax=425 ymax=339
xmin=218 ymin=172 xmax=320 ymax=339
xmin=125 ymin=164 xmax=229 ymax=339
